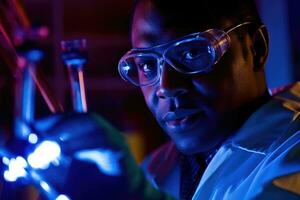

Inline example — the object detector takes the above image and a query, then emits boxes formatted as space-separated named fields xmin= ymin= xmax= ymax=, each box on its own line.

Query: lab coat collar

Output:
xmin=226 ymin=82 xmax=300 ymax=154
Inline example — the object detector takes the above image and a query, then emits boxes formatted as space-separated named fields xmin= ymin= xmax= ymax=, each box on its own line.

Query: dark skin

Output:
xmin=131 ymin=0 xmax=270 ymax=155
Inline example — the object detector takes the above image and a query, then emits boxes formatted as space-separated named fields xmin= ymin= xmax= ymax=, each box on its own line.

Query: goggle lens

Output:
xmin=119 ymin=54 xmax=160 ymax=86
xmin=164 ymin=38 xmax=217 ymax=73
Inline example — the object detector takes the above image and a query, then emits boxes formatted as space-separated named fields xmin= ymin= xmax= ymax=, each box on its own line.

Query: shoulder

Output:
xmin=241 ymin=83 xmax=300 ymax=198
xmin=227 ymin=82 xmax=300 ymax=154
xmin=246 ymin=129 xmax=300 ymax=199
xmin=141 ymin=141 xmax=179 ymax=182
xmin=141 ymin=141 xmax=181 ymax=198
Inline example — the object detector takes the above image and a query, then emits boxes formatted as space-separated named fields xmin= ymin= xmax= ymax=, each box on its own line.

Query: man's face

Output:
xmin=131 ymin=1 xmax=258 ymax=154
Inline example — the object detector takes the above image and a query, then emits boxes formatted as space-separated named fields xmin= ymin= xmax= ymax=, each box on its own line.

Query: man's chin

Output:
xmin=173 ymin=137 xmax=212 ymax=155
xmin=167 ymin=128 xmax=221 ymax=155
xmin=176 ymin=144 xmax=200 ymax=155
xmin=159 ymin=119 xmax=220 ymax=154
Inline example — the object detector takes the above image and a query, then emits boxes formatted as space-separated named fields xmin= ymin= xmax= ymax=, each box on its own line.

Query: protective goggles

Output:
xmin=118 ymin=21 xmax=259 ymax=87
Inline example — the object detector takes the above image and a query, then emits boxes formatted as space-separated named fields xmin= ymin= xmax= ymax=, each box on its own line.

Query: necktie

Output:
xmin=179 ymin=154 xmax=206 ymax=200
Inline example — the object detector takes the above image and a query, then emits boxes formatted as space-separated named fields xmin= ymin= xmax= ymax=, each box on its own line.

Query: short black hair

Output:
xmin=132 ymin=0 xmax=262 ymax=32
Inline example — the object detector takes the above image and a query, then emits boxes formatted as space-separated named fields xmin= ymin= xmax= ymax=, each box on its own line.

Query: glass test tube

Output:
xmin=61 ymin=39 xmax=88 ymax=113
xmin=14 ymin=30 xmax=46 ymax=139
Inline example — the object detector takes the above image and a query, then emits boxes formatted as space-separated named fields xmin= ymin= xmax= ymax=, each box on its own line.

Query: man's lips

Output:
xmin=162 ymin=108 xmax=205 ymax=128
xmin=163 ymin=108 xmax=201 ymax=121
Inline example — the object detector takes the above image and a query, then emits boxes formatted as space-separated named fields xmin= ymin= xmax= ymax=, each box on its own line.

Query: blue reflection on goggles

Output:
xmin=118 ymin=21 xmax=257 ymax=87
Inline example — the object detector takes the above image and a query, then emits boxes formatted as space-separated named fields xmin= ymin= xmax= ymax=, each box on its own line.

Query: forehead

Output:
xmin=131 ymin=0 xmax=231 ymax=48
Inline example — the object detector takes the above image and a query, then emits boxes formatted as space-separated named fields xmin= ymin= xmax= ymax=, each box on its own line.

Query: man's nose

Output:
xmin=156 ymin=62 xmax=189 ymax=99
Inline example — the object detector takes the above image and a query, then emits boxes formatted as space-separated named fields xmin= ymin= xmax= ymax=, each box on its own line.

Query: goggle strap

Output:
xmin=225 ymin=21 xmax=257 ymax=34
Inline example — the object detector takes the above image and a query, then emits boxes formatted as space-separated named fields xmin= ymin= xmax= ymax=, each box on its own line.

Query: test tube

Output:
xmin=61 ymin=39 xmax=88 ymax=113
xmin=14 ymin=62 xmax=36 ymax=139
xmin=13 ymin=25 xmax=54 ymax=139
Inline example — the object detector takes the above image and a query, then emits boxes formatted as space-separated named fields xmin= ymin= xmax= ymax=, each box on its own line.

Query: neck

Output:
xmin=197 ymin=90 xmax=271 ymax=161
xmin=227 ymin=90 xmax=271 ymax=130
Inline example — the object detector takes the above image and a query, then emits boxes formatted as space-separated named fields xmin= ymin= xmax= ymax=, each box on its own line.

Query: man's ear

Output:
xmin=252 ymin=26 xmax=269 ymax=71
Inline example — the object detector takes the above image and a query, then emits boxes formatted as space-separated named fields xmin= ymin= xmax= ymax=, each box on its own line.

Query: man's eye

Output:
xmin=183 ymin=50 xmax=202 ymax=60
xmin=138 ymin=63 xmax=151 ymax=72
xmin=138 ymin=63 xmax=154 ymax=78
xmin=142 ymin=64 xmax=151 ymax=72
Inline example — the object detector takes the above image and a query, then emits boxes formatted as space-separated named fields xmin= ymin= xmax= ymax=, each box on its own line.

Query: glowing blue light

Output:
xmin=75 ymin=149 xmax=123 ymax=176
xmin=123 ymin=65 xmax=130 ymax=75
xmin=16 ymin=156 xmax=28 ymax=168
xmin=52 ymin=159 xmax=60 ymax=166
xmin=40 ymin=181 xmax=51 ymax=193
xmin=4 ymin=170 xmax=17 ymax=182
xmin=15 ymin=119 xmax=31 ymax=139
xmin=56 ymin=194 xmax=71 ymax=200
xmin=3 ymin=157 xmax=28 ymax=182
xmin=26 ymin=49 xmax=44 ymax=62
xmin=2 ymin=157 xmax=9 ymax=165
xmin=124 ymin=65 xmax=130 ymax=71
xmin=66 ymin=59 xmax=86 ymax=66
xmin=28 ymin=133 xmax=38 ymax=144
xmin=27 ymin=141 xmax=61 ymax=169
